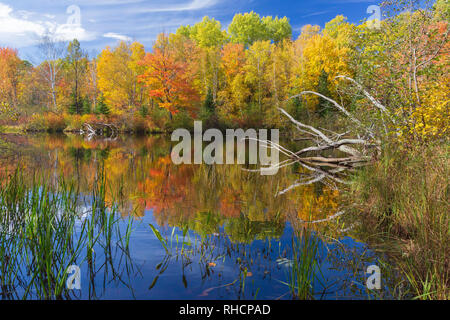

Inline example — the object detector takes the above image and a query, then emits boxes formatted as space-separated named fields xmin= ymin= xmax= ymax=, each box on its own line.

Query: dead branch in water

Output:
xmin=299 ymin=210 xmax=346 ymax=224
xmin=248 ymin=76 xmax=391 ymax=197
xmin=81 ymin=123 xmax=118 ymax=141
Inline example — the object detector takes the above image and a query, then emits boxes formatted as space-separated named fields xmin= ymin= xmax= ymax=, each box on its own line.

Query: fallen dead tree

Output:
xmin=81 ymin=123 xmax=118 ymax=141
xmin=247 ymin=76 xmax=394 ymax=197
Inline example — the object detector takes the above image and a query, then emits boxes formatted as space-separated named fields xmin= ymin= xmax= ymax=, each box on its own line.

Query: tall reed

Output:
xmin=0 ymin=166 xmax=133 ymax=299
xmin=349 ymin=143 xmax=449 ymax=299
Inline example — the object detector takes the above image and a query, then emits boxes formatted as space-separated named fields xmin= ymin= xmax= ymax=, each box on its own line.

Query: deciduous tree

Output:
xmin=0 ymin=47 xmax=21 ymax=110
xmin=97 ymin=41 xmax=146 ymax=114
xmin=139 ymin=34 xmax=199 ymax=117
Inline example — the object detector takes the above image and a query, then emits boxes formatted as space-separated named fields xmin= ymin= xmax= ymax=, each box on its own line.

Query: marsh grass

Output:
xmin=0 ymin=166 xmax=134 ymax=299
xmin=275 ymin=226 xmax=322 ymax=300
xmin=349 ymin=142 xmax=449 ymax=299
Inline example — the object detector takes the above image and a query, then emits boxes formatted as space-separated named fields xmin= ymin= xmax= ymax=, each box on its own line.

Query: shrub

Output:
xmin=149 ymin=107 xmax=170 ymax=131
xmin=80 ymin=114 xmax=100 ymax=125
xmin=165 ymin=110 xmax=194 ymax=132
xmin=243 ymin=102 xmax=264 ymax=128
xmin=139 ymin=105 xmax=149 ymax=117
xmin=132 ymin=116 xmax=149 ymax=134
xmin=25 ymin=114 xmax=47 ymax=132
xmin=112 ymin=113 xmax=159 ymax=134
xmin=64 ymin=114 xmax=83 ymax=132
xmin=45 ymin=113 xmax=66 ymax=132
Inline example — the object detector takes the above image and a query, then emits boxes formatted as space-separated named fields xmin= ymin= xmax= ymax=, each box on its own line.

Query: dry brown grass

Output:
xmin=350 ymin=142 xmax=449 ymax=299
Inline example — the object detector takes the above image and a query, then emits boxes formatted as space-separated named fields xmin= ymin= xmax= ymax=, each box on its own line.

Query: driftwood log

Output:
xmin=247 ymin=75 xmax=393 ymax=198
xmin=81 ymin=123 xmax=118 ymax=140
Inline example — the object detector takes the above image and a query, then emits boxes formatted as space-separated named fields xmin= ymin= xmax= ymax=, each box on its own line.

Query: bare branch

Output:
xmin=299 ymin=210 xmax=346 ymax=224
xmin=287 ymin=92 xmax=364 ymax=127
xmin=335 ymin=75 xmax=390 ymax=115
xmin=278 ymin=107 xmax=334 ymax=143
xmin=277 ymin=174 xmax=327 ymax=196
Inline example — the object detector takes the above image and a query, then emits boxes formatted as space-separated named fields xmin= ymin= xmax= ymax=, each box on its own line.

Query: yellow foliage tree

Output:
xmin=97 ymin=41 xmax=146 ymax=115
xmin=293 ymin=28 xmax=352 ymax=111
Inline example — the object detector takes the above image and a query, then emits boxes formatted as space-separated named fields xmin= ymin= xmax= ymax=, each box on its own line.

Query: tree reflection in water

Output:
xmin=0 ymin=134 xmax=406 ymax=299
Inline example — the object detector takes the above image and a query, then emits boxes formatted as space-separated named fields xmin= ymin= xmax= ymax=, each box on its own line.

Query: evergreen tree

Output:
xmin=200 ymin=88 xmax=217 ymax=128
xmin=82 ymin=97 xmax=91 ymax=114
xmin=200 ymin=88 xmax=215 ymax=120
xmin=291 ymin=96 xmax=306 ymax=121
xmin=68 ymin=91 xmax=82 ymax=115
xmin=317 ymin=69 xmax=332 ymax=117
xmin=95 ymin=94 xmax=110 ymax=115
xmin=66 ymin=39 xmax=87 ymax=114
xmin=139 ymin=104 xmax=149 ymax=117
xmin=204 ymin=88 xmax=215 ymax=114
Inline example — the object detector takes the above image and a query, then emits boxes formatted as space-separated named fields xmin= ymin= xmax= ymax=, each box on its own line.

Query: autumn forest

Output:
xmin=0 ymin=2 xmax=446 ymax=139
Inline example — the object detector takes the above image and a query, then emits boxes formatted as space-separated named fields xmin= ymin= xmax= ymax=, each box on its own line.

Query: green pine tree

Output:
xmin=200 ymin=88 xmax=215 ymax=120
xmin=139 ymin=104 xmax=149 ymax=117
xmin=203 ymin=88 xmax=215 ymax=115
xmin=82 ymin=97 xmax=91 ymax=114
xmin=68 ymin=91 xmax=82 ymax=115
xmin=317 ymin=69 xmax=332 ymax=117
xmin=291 ymin=96 xmax=305 ymax=121
xmin=95 ymin=94 xmax=110 ymax=115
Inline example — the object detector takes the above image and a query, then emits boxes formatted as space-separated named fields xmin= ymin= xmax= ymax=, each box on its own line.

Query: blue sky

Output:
xmin=0 ymin=0 xmax=380 ymax=61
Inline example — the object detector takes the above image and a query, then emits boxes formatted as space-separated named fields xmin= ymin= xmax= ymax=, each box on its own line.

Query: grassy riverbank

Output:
xmin=348 ymin=142 xmax=449 ymax=299
xmin=0 ymin=125 xmax=24 ymax=134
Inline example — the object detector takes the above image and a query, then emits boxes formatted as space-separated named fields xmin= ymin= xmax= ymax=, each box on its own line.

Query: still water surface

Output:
xmin=0 ymin=133 xmax=403 ymax=299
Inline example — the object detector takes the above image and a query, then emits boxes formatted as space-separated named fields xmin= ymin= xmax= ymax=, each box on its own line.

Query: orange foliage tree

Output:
xmin=0 ymin=47 xmax=22 ymax=109
xmin=138 ymin=35 xmax=199 ymax=117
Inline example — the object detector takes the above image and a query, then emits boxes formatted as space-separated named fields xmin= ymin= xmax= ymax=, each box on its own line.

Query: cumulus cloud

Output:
xmin=0 ymin=3 xmax=45 ymax=36
xmin=0 ymin=2 xmax=96 ymax=47
xmin=52 ymin=23 xmax=97 ymax=42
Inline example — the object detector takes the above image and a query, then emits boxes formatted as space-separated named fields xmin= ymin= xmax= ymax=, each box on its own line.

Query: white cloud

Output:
xmin=301 ymin=10 xmax=330 ymax=18
xmin=0 ymin=2 xmax=96 ymax=47
xmin=103 ymin=32 xmax=132 ymax=42
xmin=73 ymin=0 xmax=144 ymax=4
xmin=53 ymin=23 xmax=97 ymax=42
xmin=0 ymin=3 xmax=45 ymax=36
